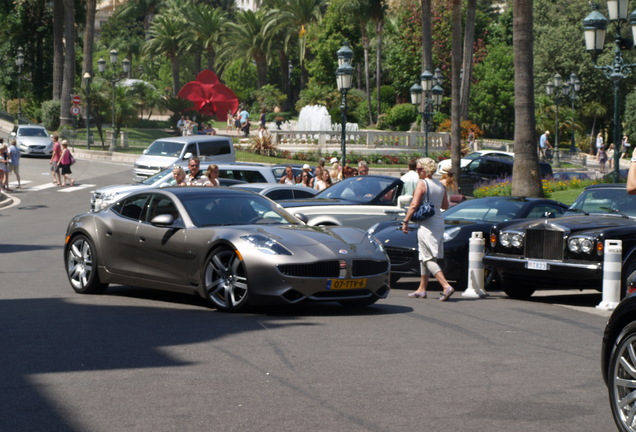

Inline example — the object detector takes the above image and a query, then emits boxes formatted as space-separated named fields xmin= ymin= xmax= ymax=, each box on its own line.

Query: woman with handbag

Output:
xmin=400 ymin=157 xmax=455 ymax=301
xmin=59 ymin=140 xmax=75 ymax=186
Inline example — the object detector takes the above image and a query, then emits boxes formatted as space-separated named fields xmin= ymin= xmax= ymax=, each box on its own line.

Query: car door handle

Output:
xmin=106 ymin=230 xmax=112 ymax=236
xmin=138 ymin=236 xmax=146 ymax=243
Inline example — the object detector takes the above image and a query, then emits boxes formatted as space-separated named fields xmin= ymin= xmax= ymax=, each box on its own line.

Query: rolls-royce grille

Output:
xmin=385 ymin=247 xmax=417 ymax=265
xmin=278 ymin=261 xmax=340 ymax=278
xmin=524 ymin=229 xmax=564 ymax=260
xmin=352 ymin=260 xmax=390 ymax=277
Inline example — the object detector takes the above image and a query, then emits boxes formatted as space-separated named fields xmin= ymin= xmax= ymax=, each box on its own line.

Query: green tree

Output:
xmin=223 ymin=9 xmax=276 ymax=88
xmin=143 ymin=13 xmax=187 ymax=95
xmin=182 ymin=3 xmax=228 ymax=72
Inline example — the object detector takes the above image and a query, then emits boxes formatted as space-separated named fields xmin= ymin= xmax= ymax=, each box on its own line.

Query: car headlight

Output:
xmin=443 ymin=226 xmax=461 ymax=242
xmin=366 ymin=233 xmax=385 ymax=253
xmin=500 ymin=232 xmax=523 ymax=248
xmin=241 ymin=234 xmax=292 ymax=255
xmin=100 ymin=191 xmax=123 ymax=202
xmin=568 ymin=237 xmax=594 ymax=254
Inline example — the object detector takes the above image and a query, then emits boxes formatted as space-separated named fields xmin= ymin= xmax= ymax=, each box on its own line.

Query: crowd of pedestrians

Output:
xmin=273 ymin=157 xmax=372 ymax=191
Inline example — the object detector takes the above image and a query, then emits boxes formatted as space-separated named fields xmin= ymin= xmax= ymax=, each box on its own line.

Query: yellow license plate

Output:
xmin=327 ymin=279 xmax=368 ymax=290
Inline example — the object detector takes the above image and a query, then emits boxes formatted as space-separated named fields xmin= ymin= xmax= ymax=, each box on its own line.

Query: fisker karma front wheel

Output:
xmin=65 ymin=235 xmax=108 ymax=294
xmin=203 ymin=247 xmax=249 ymax=312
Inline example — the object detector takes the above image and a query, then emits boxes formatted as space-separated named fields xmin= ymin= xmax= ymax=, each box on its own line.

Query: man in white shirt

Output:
xmin=400 ymin=158 xmax=419 ymax=196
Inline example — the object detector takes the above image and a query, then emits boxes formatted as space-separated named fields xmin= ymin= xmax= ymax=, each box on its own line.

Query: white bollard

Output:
xmin=462 ymin=232 xmax=488 ymax=298
xmin=597 ymin=239 xmax=622 ymax=311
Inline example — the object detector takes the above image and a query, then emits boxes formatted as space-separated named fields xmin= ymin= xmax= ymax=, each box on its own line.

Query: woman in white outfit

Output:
xmin=400 ymin=157 xmax=455 ymax=301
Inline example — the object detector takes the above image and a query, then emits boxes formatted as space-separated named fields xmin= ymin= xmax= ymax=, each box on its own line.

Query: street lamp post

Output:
xmin=546 ymin=73 xmax=570 ymax=168
xmin=583 ymin=1 xmax=636 ymax=182
xmin=410 ymin=68 xmax=443 ymax=157
xmin=16 ymin=47 xmax=24 ymax=123
xmin=83 ymin=72 xmax=92 ymax=150
xmin=568 ymin=73 xmax=582 ymax=153
xmin=98 ymin=49 xmax=130 ymax=151
xmin=336 ymin=42 xmax=354 ymax=166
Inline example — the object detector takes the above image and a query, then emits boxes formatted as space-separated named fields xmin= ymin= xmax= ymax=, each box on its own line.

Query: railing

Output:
xmin=267 ymin=129 xmax=450 ymax=153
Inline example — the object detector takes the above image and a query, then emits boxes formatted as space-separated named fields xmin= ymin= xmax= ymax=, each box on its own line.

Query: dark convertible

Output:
xmin=485 ymin=184 xmax=636 ymax=299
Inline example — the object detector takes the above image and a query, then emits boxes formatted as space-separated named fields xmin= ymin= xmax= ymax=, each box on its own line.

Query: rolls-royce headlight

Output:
xmin=241 ymin=234 xmax=292 ymax=255
xmin=500 ymin=232 xmax=523 ymax=248
xmin=568 ymin=237 xmax=594 ymax=254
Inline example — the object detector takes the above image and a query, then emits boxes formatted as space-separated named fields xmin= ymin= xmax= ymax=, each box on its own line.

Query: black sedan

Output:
xmin=602 ymin=281 xmax=636 ymax=432
xmin=65 ymin=187 xmax=390 ymax=312
xmin=369 ymin=196 xmax=568 ymax=288
xmin=485 ymin=184 xmax=636 ymax=299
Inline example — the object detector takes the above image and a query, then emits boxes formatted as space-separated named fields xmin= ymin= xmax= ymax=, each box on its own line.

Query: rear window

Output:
xmin=219 ymin=169 xmax=267 ymax=183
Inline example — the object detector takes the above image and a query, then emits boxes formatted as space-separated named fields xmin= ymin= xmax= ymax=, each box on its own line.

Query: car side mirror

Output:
xmin=544 ymin=211 xmax=555 ymax=218
xmin=294 ymin=213 xmax=309 ymax=224
xmin=150 ymin=214 xmax=174 ymax=226
xmin=183 ymin=152 xmax=193 ymax=160
xmin=10 ymin=132 xmax=16 ymax=137
xmin=142 ymin=149 xmax=148 ymax=154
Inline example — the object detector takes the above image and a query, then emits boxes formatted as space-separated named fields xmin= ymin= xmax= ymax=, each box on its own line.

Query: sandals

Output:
xmin=407 ymin=291 xmax=427 ymax=299
xmin=439 ymin=286 xmax=455 ymax=302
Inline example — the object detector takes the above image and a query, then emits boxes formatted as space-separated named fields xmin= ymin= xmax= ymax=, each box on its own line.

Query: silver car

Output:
xmin=11 ymin=125 xmax=53 ymax=156
xmin=65 ymin=187 xmax=390 ymax=312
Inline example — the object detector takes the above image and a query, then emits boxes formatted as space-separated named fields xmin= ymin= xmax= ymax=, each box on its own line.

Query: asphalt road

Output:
xmin=0 ymin=156 xmax=618 ymax=432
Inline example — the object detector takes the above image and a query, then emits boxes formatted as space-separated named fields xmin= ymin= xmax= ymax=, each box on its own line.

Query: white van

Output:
xmin=133 ymin=135 xmax=236 ymax=181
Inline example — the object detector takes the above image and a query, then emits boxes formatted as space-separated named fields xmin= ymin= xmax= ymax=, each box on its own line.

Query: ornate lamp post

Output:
xmin=410 ymin=68 xmax=443 ymax=157
xmin=98 ymin=49 xmax=130 ymax=151
xmin=568 ymin=73 xmax=582 ymax=153
xmin=83 ymin=72 xmax=92 ymax=150
xmin=336 ymin=42 xmax=354 ymax=166
xmin=583 ymin=1 xmax=636 ymax=182
xmin=546 ymin=73 xmax=570 ymax=167
xmin=16 ymin=47 xmax=24 ymax=123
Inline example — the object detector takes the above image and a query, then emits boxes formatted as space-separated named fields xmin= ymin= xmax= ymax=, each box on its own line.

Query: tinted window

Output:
xmin=219 ymin=169 xmax=267 ymax=183
xmin=112 ymin=194 xmax=150 ymax=220
xmin=199 ymin=139 xmax=231 ymax=157
xmin=293 ymin=189 xmax=317 ymax=199
xmin=144 ymin=195 xmax=180 ymax=222
xmin=266 ymin=189 xmax=294 ymax=201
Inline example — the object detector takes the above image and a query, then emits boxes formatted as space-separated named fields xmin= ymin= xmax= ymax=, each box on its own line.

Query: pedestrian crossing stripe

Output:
xmin=58 ymin=184 xmax=96 ymax=192
xmin=12 ymin=182 xmax=96 ymax=191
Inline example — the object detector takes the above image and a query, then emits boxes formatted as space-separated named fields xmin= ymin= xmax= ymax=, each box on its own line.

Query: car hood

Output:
xmin=502 ymin=214 xmax=636 ymax=232
xmin=279 ymin=198 xmax=363 ymax=208
xmin=18 ymin=136 xmax=51 ymax=145
xmin=94 ymin=183 xmax=146 ymax=196
xmin=238 ymin=224 xmax=370 ymax=247
xmin=135 ymin=155 xmax=179 ymax=168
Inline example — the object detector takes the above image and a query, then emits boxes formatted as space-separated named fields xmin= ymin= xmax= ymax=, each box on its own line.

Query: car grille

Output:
xmin=524 ymin=229 xmax=564 ymax=260
xmin=385 ymin=247 xmax=417 ymax=265
xmin=352 ymin=260 xmax=390 ymax=277
xmin=278 ymin=261 xmax=340 ymax=278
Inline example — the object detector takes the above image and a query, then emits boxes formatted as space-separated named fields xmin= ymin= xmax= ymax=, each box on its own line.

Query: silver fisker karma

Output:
xmin=64 ymin=187 xmax=390 ymax=312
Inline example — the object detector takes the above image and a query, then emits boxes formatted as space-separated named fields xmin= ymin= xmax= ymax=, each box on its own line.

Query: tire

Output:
xmin=621 ymin=259 xmax=636 ymax=299
xmin=501 ymin=276 xmax=535 ymax=299
xmin=608 ymin=321 xmax=636 ymax=432
xmin=65 ymin=234 xmax=108 ymax=294
xmin=339 ymin=297 xmax=379 ymax=308
xmin=203 ymin=246 xmax=249 ymax=312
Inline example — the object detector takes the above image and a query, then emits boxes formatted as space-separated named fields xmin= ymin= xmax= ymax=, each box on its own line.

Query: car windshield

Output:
xmin=463 ymin=152 xmax=483 ymax=160
xmin=181 ymin=193 xmax=299 ymax=227
xmin=145 ymin=140 xmax=184 ymax=157
xmin=141 ymin=167 xmax=174 ymax=185
xmin=568 ymin=187 xmax=636 ymax=216
xmin=316 ymin=176 xmax=396 ymax=203
xmin=19 ymin=128 xmax=47 ymax=137
xmin=444 ymin=198 xmax=524 ymax=222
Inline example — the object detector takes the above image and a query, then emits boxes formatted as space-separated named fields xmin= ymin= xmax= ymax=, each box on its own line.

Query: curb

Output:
xmin=0 ymin=191 xmax=13 ymax=209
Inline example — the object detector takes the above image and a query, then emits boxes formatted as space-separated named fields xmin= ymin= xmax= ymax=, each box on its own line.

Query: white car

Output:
xmin=436 ymin=150 xmax=514 ymax=175
xmin=279 ymin=175 xmax=407 ymax=230
xmin=11 ymin=125 xmax=53 ymax=156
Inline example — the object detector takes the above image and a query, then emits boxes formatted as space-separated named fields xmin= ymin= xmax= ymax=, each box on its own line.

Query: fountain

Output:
xmin=297 ymin=105 xmax=333 ymax=131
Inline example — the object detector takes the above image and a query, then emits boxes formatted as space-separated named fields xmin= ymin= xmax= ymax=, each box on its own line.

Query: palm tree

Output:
xmin=582 ymin=101 xmax=608 ymax=155
xmin=83 ymin=0 xmax=97 ymax=78
xmin=116 ymin=0 xmax=166 ymax=34
xmin=143 ymin=13 xmax=187 ymax=95
xmin=460 ymin=0 xmax=477 ymax=120
xmin=222 ymin=9 xmax=277 ymax=88
xmin=449 ymin=0 xmax=462 ymax=178
xmin=52 ymin=0 xmax=64 ymax=101
xmin=182 ymin=3 xmax=228 ymax=72
xmin=60 ymin=0 xmax=76 ymax=126
xmin=511 ymin=0 xmax=542 ymax=197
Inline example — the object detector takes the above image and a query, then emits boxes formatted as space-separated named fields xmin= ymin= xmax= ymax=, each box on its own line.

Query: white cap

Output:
xmin=330 ymin=157 xmax=338 ymax=164
xmin=302 ymin=163 xmax=311 ymax=170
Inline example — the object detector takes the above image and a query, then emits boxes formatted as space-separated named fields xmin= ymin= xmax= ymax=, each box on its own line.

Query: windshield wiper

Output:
xmin=600 ymin=206 xmax=629 ymax=217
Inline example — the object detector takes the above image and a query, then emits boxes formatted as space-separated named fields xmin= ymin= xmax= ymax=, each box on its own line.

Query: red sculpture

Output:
xmin=177 ymin=69 xmax=239 ymax=120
